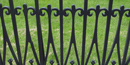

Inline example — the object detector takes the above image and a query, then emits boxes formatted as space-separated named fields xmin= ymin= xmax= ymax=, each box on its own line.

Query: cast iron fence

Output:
xmin=0 ymin=0 xmax=130 ymax=65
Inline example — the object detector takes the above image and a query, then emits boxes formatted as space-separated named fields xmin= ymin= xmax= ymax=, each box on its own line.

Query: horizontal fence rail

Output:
xmin=0 ymin=0 xmax=130 ymax=65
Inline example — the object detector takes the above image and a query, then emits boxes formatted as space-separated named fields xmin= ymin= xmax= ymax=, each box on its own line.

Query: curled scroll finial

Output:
xmin=27 ymin=6 xmax=36 ymax=16
xmin=76 ymin=8 xmax=84 ymax=16
xmin=87 ymin=8 xmax=95 ymax=16
xmin=2 ymin=6 xmax=11 ymax=15
xmin=52 ymin=7 xmax=59 ymax=16
xmin=111 ymin=5 xmax=125 ymax=17
xmin=100 ymin=7 xmax=108 ymax=16
xmin=14 ymin=6 xmax=22 ymax=15
xmin=111 ymin=8 xmax=120 ymax=17
xmin=63 ymin=8 xmax=71 ymax=16
xmin=124 ymin=8 xmax=130 ymax=17
xmin=39 ymin=7 xmax=47 ymax=16
xmin=123 ymin=5 xmax=130 ymax=17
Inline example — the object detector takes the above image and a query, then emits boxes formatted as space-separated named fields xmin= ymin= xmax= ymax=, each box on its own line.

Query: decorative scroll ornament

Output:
xmin=63 ymin=4 xmax=83 ymax=17
xmin=2 ymin=6 xmax=11 ymax=15
xmin=14 ymin=6 xmax=22 ymax=15
xmin=0 ymin=0 xmax=130 ymax=65
xmin=88 ymin=4 xmax=108 ymax=17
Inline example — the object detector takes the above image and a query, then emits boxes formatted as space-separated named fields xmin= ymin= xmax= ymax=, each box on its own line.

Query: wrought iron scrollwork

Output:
xmin=87 ymin=7 xmax=95 ymax=16
xmin=87 ymin=5 xmax=109 ymax=17
xmin=111 ymin=8 xmax=120 ymax=17
xmin=39 ymin=4 xmax=60 ymax=16
xmin=23 ymin=3 xmax=40 ymax=65
xmin=63 ymin=7 xmax=71 ymax=16
xmin=52 ymin=8 xmax=59 ymax=16
xmin=0 ymin=0 xmax=130 ymax=65
xmin=124 ymin=8 xmax=130 ymax=17
xmin=14 ymin=6 xmax=22 ymax=15
xmin=63 ymin=5 xmax=83 ymax=17
xmin=75 ymin=8 xmax=84 ymax=16
xmin=28 ymin=7 xmax=36 ymax=16
xmin=100 ymin=7 xmax=108 ymax=16
xmin=39 ymin=4 xmax=60 ymax=65
xmin=39 ymin=7 xmax=47 ymax=16
xmin=23 ymin=4 xmax=36 ymax=16
xmin=111 ymin=5 xmax=130 ymax=17
xmin=2 ymin=6 xmax=11 ymax=15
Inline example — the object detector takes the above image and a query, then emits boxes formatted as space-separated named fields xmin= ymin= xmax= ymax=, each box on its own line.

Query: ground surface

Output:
xmin=0 ymin=0 xmax=130 ymax=65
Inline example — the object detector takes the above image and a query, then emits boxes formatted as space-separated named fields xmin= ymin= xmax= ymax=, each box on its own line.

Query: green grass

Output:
xmin=0 ymin=0 xmax=130 ymax=65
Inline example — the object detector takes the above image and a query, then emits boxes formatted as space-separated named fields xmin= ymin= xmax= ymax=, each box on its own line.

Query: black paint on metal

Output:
xmin=0 ymin=0 xmax=130 ymax=65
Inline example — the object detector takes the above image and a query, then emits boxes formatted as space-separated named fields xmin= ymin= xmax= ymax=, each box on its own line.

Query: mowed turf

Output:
xmin=0 ymin=0 xmax=130 ymax=65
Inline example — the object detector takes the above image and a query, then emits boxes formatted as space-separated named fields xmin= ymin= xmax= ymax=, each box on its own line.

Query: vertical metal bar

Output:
xmin=105 ymin=13 xmax=123 ymax=65
xmin=94 ymin=8 xmax=101 ymax=65
xmin=34 ymin=0 xmax=45 ymax=65
xmin=125 ymin=55 xmax=130 ymax=65
xmin=81 ymin=0 xmax=88 ymax=65
xmin=85 ymin=5 xmax=101 ymax=65
xmin=8 ymin=0 xmax=22 ymax=65
xmin=102 ymin=0 xmax=113 ymax=65
xmin=116 ymin=13 xmax=123 ymax=65
xmin=23 ymin=4 xmax=40 ymax=65
xmin=0 ymin=4 xmax=19 ymax=65
xmin=0 ymin=4 xmax=3 ymax=65
xmin=0 ymin=52 xmax=2 ymax=65
xmin=59 ymin=0 xmax=63 ymax=65
xmin=45 ymin=5 xmax=52 ymax=61
xmin=3 ymin=37 xmax=6 ymax=65
xmin=23 ymin=4 xmax=29 ymax=65
xmin=44 ymin=5 xmax=59 ymax=64
xmin=0 ymin=8 xmax=7 ymax=64
xmin=64 ymin=5 xmax=80 ymax=65
xmin=122 ymin=22 xmax=130 ymax=65
xmin=48 ymin=5 xmax=60 ymax=64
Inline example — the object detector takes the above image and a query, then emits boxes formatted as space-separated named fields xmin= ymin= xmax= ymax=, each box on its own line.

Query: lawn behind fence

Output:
xmin=0 ymin=0 xmax=130 ymax=65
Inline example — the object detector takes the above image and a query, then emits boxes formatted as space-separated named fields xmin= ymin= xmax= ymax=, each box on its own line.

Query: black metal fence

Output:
xmin=0 ymin=0 xmax=130 ymax=65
